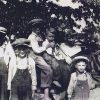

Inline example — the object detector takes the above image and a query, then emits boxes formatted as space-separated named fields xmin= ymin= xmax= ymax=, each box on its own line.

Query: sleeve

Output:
xmin=87 ymin=73 xmax=96 ymax=89
xmin=4 ymin=41 xmax=16 ymax=67
xmin=35 ymin=56 xmax=50 ymax=68
xmin=7 ymin=56 xmax=16 ymax=90
xmin=28 ymin=57 xmax=37 ymax=90
xmin=67 ymin=74 xmax=75 ymax=98
xmin=28 ymin=33 xmax=49 ymax=54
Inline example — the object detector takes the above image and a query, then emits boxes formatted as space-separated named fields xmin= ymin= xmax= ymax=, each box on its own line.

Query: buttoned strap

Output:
xmin=27 ymin=55 xmax=29 ymax=67
xmin=76 ymin=72 xmax=88 ymax=81
xmin=16 ymin=55 xmax=18 ymax=67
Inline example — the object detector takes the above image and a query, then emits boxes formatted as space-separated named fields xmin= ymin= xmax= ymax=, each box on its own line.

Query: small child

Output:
xmin=7 ymin=38 xmax=37 ymax=100
xmin=67 ymin=56 xmax=95 ymax=100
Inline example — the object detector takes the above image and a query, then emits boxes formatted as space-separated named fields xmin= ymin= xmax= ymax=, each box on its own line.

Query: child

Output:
xmin=0 ymin=26 xmax=15 ymax=100
xmin=7 ymin=38 xmax=37 ymax=100
xmin=28 ymin=19 xmax=53 ymax=100
xmin=67 ymin=56 xmax=95 ymax=100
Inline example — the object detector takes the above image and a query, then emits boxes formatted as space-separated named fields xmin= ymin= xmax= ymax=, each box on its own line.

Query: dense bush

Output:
xmin=0 ymin=0 xmax=99 ymax=51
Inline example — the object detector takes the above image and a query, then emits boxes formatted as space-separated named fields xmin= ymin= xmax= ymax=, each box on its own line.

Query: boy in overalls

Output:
xmin=7 ymin=38 xmax=37 ymax=100
xmin=67 ymin=56 xmax=95 ymax=100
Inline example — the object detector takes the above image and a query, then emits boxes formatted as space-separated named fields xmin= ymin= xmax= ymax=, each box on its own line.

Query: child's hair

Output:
xmin=45 ymin=27 xmax=56 ymax=36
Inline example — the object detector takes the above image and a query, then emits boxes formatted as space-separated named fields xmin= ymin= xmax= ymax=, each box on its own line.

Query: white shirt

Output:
xmin=16 ymin=57 xmax=29 ymax=69
xmin=0 ymin=41 xmax=15 ymax=67
xmin=28 ymin=32 xmax=49 ymax=54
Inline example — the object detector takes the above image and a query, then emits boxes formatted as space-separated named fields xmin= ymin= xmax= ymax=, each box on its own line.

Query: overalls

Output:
xmin=0 ymin=57 xmax=8 ymax=100
xmin=11 ymin=57 xmax=32 ymax=100
xmin=72 ymin=74 xmax=90 ymax=100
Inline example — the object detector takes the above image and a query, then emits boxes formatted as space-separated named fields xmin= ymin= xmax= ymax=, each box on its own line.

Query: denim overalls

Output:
xmin=72 ymin=73 xmax=90 ymax=100
xmin=11 ymin=57 xmax=32 ymax=100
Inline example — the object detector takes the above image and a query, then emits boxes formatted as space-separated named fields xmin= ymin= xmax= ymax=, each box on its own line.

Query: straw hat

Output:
xmin=12 ymin=38 xmax=30 ymax=49
xmin=72 ymin=56 xmax=89 ymax=64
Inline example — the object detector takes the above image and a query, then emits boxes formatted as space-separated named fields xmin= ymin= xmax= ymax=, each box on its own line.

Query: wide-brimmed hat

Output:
xmin=72 ymin=56 xmax=89 ymax=64
xmin=12 ymin=38 xmax=30 ymax=49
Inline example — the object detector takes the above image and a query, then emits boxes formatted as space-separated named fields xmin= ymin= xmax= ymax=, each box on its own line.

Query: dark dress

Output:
xmin=0 ymin=57 xmax=9 ymax=100
xmin=11 ymin=68 xmax=32 ymax=100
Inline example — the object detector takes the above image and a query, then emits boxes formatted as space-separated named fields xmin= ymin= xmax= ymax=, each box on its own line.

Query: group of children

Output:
xmin=0 ymin=24 xmax=96 ymax=100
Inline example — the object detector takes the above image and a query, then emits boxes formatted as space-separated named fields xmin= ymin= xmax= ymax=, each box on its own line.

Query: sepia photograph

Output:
xmin=0 ymin=0 xmax=100 ymax=100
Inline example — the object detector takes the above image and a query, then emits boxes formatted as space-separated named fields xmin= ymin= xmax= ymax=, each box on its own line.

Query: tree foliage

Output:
xmin=0 ymin=0 xmax=99 ymax=50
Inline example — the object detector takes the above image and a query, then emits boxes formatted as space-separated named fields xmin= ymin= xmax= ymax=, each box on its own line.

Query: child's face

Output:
xmin=75 ymin=61 xmax=86 ymax=73
xmin=18 ymin=49 xmax=27 ymax=58
xmin=46 ymin=32 xmax=55 ymax=42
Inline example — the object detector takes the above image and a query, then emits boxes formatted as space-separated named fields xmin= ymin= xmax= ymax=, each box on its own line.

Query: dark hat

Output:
xmin=0 ymin=26 xmax=7 ymax=34
xmin=28 ymin=18 xmax=44 ymax=25
xmin=28 ymin=18 xmax=45 ymax=31
xmin=0 ymin=27 xmax=8 ymax=46
xmin=72 ymin=56 xmax=89 ymax=65
xmin=12 ymin=38 xmax=30 ymax=49
xmin=14 ymin=44 xmax=31 ymax=50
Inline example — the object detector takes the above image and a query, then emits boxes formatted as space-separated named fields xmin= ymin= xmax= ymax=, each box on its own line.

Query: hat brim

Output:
xmin=28 ymin=18 xmax=44 ymax=25
xmin=0 ymin=27 xmax=7 ymax=34
xmin=13 ymin=43 xmax=31 ymax=49
xmin=0 ymin=31 xmax=6 ymax=34
xmin=72 ymin=56 xmax=89 ymax=64
xmin=12 ymin=38 xmax=30 ymax=46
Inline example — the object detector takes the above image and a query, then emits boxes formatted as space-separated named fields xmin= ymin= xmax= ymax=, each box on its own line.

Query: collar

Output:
xmin=76 ymin=70 xmax=87 ymax=75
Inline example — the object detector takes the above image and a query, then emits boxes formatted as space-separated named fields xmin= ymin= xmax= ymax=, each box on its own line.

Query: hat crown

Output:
xmin=12 ymin=38 xmax=30 ymax=48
